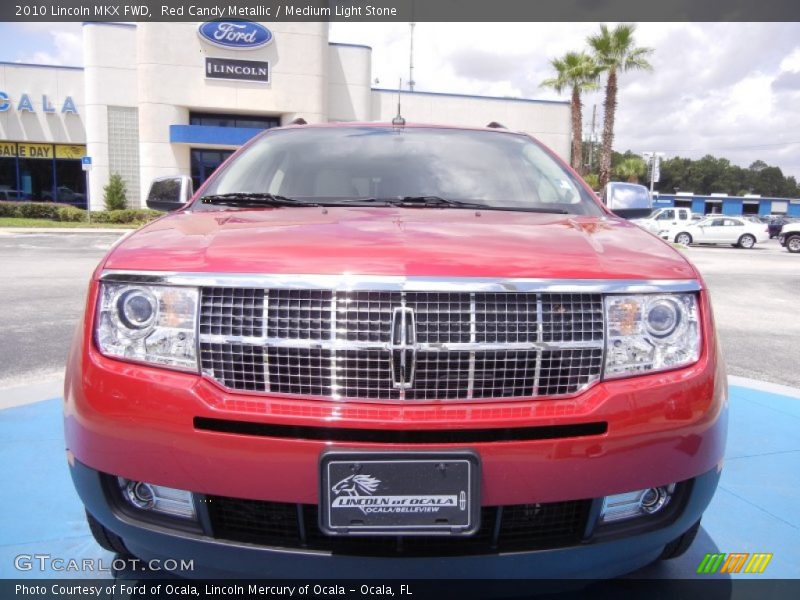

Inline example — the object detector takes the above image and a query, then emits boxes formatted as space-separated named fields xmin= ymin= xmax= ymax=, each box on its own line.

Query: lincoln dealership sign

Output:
xmin=205 ymin=58 xmax=270 ymax=83
xmin=197 ymin=21 xmax=273 ymax=50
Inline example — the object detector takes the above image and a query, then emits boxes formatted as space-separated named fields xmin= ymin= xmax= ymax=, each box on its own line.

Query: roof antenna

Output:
xmin=392 ymin=77 xmax=406 ymax=127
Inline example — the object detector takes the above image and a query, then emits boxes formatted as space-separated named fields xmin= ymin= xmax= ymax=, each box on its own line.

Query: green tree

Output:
xmin=588 ymin=24 xmax=653 ymax=189
xmin=541 ymin=52 xmax=599 ymax=174
xmin=656 ymin=154 xmax=800 ymax=196
xmin=103 ymin=173 xmax=127 ymax=211
xmin=583 ymin=172 xmax=600 ymax=191
xmin=614 ymin=157 xmax=647 ymax=183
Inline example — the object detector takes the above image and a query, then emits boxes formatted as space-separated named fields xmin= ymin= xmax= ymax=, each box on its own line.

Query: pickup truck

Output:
xmin=65 ymin=122 xmax=727 ymax=579
xmin=778 ymin=222 xmax=800 ymax=253
xmin=631 ymin=207 xmax=699 ymax=234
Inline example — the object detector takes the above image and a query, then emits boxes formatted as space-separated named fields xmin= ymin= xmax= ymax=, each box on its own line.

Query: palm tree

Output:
xmin=615 ymin=157 xmax=647 ymax=183
xmin=588 ymin=24 xmax=653 ymax=189
xmin=541 ymin=52 xmax=599 ymax=174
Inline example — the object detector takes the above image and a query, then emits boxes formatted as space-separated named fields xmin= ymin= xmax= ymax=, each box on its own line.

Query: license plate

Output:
xmin=319 ymin=452 xmax=480 ymax=536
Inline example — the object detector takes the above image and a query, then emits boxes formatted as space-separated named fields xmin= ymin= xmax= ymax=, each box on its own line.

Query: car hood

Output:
xmin=104 ymin=207 xmax=698 ymax=281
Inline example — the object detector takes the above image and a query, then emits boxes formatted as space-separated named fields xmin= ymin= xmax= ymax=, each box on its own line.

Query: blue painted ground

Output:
xmin=0 ymin=386 xmax=797 ymax=579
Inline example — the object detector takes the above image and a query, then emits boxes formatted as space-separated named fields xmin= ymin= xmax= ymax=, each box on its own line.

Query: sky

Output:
xmin=2 ymin=21 xmax=800 ymax=181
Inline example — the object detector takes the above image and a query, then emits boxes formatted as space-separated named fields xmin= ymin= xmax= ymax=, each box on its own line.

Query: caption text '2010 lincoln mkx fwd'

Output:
xmin=65 ymin=123 xmax=727 ymax=578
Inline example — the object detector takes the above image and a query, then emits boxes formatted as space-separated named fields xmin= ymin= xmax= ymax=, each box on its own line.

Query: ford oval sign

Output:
xmin=198 ymin=21 xmax=273 ymax=51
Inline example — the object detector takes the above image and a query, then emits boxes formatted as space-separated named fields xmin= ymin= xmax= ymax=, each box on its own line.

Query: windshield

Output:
xmin=193 ymin=126 xmax=603 ymax=215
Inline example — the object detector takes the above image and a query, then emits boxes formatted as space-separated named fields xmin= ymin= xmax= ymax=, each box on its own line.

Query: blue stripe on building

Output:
xmin=653 ymin=194 xmax=800 ymax=217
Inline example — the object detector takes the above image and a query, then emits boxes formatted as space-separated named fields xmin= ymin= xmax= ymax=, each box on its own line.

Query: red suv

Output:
xmin=65 ymin=123 xmax=727 ymax=578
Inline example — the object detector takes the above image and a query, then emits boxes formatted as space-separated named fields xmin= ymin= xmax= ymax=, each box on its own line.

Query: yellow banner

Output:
xmin=55 ymin=144 xmax=86 ymax=160
xmin=17 ymin=143 xmax=53 ymax=160
xmin=0 ymin=142 xmax=17 ymax=158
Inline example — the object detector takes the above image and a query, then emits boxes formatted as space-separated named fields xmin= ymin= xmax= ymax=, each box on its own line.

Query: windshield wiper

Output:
xmin=378 ymin=196 xmax=568 ymax=214
xmin=393 ymin=195 xmax=480 ymax=208
xmin=200 ymin=193 xmax=320 ymax=207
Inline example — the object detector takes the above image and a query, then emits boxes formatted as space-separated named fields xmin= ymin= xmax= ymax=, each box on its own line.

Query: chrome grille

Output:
xmin=200 ymin=342 xmax=265 ymax=392
xmin=266 ymin=347 xmax=332 ymax=396
xmin=541 ymin=293 xmax=604 ymax=343
xmin=406 ymin=292 xmax=472 ymax=344
xmin=267 ymin=290 xmax=332 ymax=340
xmin=475 ymin=293 xmax=538 ymax=343
xmin=200 ymin=287 xmax=264 ymax=337
xmin=199 ymin=288 xmax=605 ymax=401
xmin=473 ymin=350 xmax=537 ymax=398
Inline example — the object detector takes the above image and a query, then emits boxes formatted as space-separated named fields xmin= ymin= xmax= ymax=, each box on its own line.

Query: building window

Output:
xmin=0 ymin=142 xmax=86 ymax=206
xmin=108 ymin=107 xmax=141 ymax=207
xmin=190 ymin=149 xmax=234 ymax=192
xmin=0 ymin=151 xmax=21 ymax=200
xmin=770 ymin=201 xmax=788 ymax=215
xmin=189 ymin=112 xmax=280 ymax=130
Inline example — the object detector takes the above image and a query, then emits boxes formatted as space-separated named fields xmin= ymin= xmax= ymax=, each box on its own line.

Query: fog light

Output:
xmin=124 ymin=481 xmax=155 ymax=509
xmin=600 ymin=484 xmax=675 ymax=523
xmin=119 ymin=478 xmax=196 ymax=519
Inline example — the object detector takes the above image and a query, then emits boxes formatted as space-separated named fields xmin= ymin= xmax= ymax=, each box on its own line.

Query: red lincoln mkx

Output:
xmin=65 ymin=123 xmax=727 ymax=578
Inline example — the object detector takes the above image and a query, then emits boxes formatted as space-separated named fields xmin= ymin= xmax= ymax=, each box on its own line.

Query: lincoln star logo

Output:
xmin=331 ymin=474 xmax=381 ymax=497
xmin=390 ymin=306 xmax=417 ymax=389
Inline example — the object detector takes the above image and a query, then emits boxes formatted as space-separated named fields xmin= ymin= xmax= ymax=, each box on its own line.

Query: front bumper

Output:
xmin=64 ymin=285 xmax=727 ymax=578
xmin=64 ymin=321 xmax=727 ymax=507
xmin=72 ymin=460 xmax=721 ymax=579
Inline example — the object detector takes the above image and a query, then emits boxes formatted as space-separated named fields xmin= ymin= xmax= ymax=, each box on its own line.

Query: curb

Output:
xmin=0 ymin=228 xmax=131 ymax=234
xmin=728 ymin=375 xmax=800 ymax=399
xmin=0 ymin=377 xmax=63 ymax=410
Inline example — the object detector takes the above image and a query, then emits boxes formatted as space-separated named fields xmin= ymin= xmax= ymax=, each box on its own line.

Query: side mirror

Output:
xmin=146 ymin=175 xmax=193 ymax=212
xmin=603 ymin=182 xmax=652 ymax=220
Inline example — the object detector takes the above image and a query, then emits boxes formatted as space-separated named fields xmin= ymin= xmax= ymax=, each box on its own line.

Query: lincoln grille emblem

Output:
xmin=390 ymin=306 xmax=417 ymax=389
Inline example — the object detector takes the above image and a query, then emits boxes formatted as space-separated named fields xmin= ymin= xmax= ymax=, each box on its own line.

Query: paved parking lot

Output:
xmin=0 ymin=232 xmax=121 ymax=390
xmin=0 ymin=230 xmax=797 ymax=390
xmin=680 ymin=241 xmax=799 ymax=387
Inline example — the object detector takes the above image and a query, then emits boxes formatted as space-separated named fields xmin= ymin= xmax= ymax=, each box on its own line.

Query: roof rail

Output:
xmin=289 ymin=117 xmax=307 ymax=125
xmin=486 ymin=121 xmax=507 ymax=129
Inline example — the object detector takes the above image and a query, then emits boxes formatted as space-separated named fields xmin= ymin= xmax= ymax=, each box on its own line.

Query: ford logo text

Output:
xmin=197 ymin=21 xmax=273 ymax=50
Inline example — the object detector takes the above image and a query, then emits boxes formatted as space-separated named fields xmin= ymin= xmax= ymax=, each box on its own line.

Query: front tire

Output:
xmin=659 ymin=519 xmax=701 ymax=560
xmin=787 ymin=234 xmax=800 ymax=253
xmin=675 ymin=232 xmax=692 ymax=246
xmin=738 ymin=234 xmax=756 ymax=249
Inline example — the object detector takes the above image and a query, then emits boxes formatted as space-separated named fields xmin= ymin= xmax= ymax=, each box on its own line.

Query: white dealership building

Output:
xmin=0 ymin=22 xmax=570 ymax=209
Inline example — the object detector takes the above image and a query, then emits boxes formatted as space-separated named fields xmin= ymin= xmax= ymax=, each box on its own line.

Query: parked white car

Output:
xmin=660 ymin=216 xmax=769 ymax=249
xmin=632 ymin=207 xmax=700 ymax=234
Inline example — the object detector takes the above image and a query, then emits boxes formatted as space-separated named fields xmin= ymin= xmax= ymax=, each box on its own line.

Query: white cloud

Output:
xmin=16 ymin=23 xmax=82 ymax=65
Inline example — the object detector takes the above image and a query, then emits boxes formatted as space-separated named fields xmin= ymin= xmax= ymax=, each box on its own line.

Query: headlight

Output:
xmin=604 ymin=293 xmax=700 ymax=378
xmin=96 ymin=283 xmax=199 ymax=371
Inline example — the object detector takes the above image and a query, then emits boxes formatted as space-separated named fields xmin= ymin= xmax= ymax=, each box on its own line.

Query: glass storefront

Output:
xmin=188 ymin=112 xmax=279 ymax=192
xmin=190 ymin=149 xmax=234 ymax=193
xmin=0 ymin=142 xmax=87 ymax=206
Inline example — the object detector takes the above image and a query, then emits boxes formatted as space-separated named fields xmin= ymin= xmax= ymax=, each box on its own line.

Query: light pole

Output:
xmin=642 ymin=152 xmax=664 ymax=197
